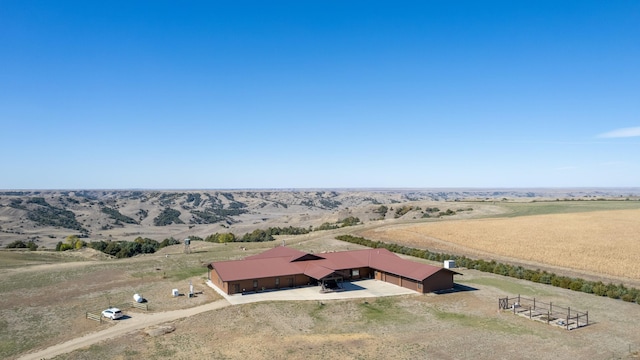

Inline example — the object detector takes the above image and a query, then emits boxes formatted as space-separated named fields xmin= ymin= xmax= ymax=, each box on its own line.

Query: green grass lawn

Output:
xmin=458 ymin=276 xmax=554 ymax=297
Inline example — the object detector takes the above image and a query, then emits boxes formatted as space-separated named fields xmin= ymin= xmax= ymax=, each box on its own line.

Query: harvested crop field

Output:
xmin=361 ymin=209 xmax=640 ymax=280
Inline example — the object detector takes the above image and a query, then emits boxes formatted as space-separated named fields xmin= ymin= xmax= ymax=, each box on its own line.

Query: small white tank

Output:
xmin=133 ymin=293 xmax=143 ymax=303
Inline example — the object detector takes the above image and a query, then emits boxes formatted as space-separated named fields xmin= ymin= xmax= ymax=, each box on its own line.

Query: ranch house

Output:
xmin=207 ymin=246 xmax=459 ymax=295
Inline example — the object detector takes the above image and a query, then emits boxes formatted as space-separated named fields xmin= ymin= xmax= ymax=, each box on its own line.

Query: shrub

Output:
xmin=570 ymin=280 xmax=583 ymax=291
xmin=621 ymin=293 xmax=635 ymax=302
xmin=205 ymin=233 xmax=236 ymax=243
xmin=159 ymin=237 xmax=181 ymax=248
xmin=592 ymin=282 xmax=607 ymax=296
xmin=580 ymin=282 xmax=593 ymax=294
xmin=5 ymin=240 xmax=27 ymax=248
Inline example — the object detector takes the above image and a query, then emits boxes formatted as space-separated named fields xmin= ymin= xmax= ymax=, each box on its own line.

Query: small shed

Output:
xmin=444 ymin=260 xmax=456 ymax=269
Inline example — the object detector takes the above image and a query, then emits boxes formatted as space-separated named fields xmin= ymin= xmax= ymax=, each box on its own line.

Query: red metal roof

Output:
xmin=244 ymin=246 xmax=310 ymax=260
xmin=303 ymin=263 xmax=335 ymax=279
xmin=209 ymin=246 xmax=458 ymax=282
xmin=212 ymin=256 xmax=307 ymax=282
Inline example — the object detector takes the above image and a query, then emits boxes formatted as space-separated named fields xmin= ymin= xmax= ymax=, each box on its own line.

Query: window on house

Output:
xmin=253 ymin=280 xmax=258 ymax=288
xmin=417 ymin=282 xmax=423 ymax=289
xmin=275 ymin=277 xmax=280 ymax=286
xmin=352 ymin=269 xmax=360 ymax=277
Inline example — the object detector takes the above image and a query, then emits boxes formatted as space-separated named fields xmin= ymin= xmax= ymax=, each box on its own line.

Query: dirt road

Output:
xmin=17 ymin=299 xmax=231 ymax=360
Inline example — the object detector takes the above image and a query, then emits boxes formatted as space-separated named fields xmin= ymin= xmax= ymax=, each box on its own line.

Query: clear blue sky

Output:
xmin=1 ymin=1 xmax=638 ymax=189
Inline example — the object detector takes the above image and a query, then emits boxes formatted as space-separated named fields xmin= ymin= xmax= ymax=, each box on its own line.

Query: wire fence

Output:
xmin=499 ymin=295 xmax=588 ymax=330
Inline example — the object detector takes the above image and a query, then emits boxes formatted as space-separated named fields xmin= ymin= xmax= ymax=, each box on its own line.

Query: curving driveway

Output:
xmin=17 ymin=299 xmax=231 ymax=360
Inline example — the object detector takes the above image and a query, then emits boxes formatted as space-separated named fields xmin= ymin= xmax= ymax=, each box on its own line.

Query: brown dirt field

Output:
xmin=360 ymin=209 xmax=640 ymax=281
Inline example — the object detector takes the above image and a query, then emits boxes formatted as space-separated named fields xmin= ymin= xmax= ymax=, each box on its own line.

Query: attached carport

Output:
xmin=304 ymin=264 xmax=346 ymax=291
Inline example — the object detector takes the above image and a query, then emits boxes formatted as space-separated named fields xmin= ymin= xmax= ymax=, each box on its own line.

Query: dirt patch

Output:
xmin=144 ymin=324 xmax=176 ymax=337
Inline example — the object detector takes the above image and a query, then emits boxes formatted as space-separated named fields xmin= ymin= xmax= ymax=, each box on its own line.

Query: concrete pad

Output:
xmin=206 ymin=279 xmax=419 ymax=305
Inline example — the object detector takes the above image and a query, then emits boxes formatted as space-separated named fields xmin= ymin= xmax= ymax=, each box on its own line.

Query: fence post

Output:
xmin=550 ymin=302 xmax=552 ymax=315
xmin=586 ymin=311 xmax=588 ymax=326
xmin=547 ymin=311 xmax=550 ymax=324
xmin=533 ymin=298 xmax=536 ymax=310
xmin=567 ymin=307 xmax=570 ymax=330
xmin=529 ymin=306 xmax=532 ymax=319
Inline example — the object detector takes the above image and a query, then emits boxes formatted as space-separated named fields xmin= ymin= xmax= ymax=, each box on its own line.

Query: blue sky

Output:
xmin=1 ymin=1 xmax=638 ymax=189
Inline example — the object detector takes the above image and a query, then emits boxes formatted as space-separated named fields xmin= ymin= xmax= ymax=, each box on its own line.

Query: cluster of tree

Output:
xmin=8 ymin=199 xmax=26 ymax=210
xmin=190 ymin=206 xmax=248 ymax=224
xmin=5 ymin=240 xmax=38 ymax=250
xmin=422 ymin=208 xmax=455 ymax=218
xmin=335 ymin=235 xmax=640 ymax=305
xmin=153 ymin=208 xmax=184 ymax=226
xmin=373 ymin=205 xmax=388 ymax=216
xmin=186 ymin=193 xmax=202 ymax=206
xmin=239 ymin=229 xmax=274 ymax=242
xmin=101 ymin=207 xmax=138 ymax=224
xmin=394 ymin=205 xmax=414 ymax=218
xmin=136 ymin=209 xmax=149 ymax=221
xmin=204 ymin=221 xmax=363 ymax=244
xmin=55 ymin=235 xmax=85 ymax=251
xmin=319 ymin=198 xmax=341 ymax=209
xmin=301 ymin=198 xmax=342 ymax=210
xmin=205 ymin=232 xmax=237 ymax=243
xmin=59 ymin=236 xmax=181 ymax=258
xmin=316 ymin=217 xmax=361 ymax=231
xmin=190 ymin=210 xmax=225 ymax=224
xmin=316 ymin=222 xmax=340 ymax=231
xmin=158 ymin=192 xmax=184 ymax=206
xmin=338 ymin=216 xmax=360 ymax=227
xmin=27 ymin=205 xmax=87 ymax=233
xmin=27 ymin=197 xmax=50 ymax=206
xmin=362 ymin=197 xmax=382 ymax=205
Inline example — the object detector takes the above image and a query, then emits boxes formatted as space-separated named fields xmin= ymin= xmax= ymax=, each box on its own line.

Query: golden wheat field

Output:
xmin=362 ymin=209 xmax=640 ymax=280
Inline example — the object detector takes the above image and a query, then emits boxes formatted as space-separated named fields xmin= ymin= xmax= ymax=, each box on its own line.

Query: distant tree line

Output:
xmin=203 ymin=221 xmax=360 ymax=244
xmin=335 ymin=235 xmax=640 ymax=305
xmin=54 ymin=235 xmax=181 ymax=258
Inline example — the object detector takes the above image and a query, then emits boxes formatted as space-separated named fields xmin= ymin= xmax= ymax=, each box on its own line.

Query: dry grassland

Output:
xmin=362 ymin=209 xmax=640 ymax=280
xmin=3 ymin=236 xmax=640 ymax=360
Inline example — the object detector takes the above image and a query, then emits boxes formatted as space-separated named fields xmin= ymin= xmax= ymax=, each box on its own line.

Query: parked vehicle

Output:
xmin=101 ymin=308 xmax=123 ymax=320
